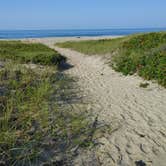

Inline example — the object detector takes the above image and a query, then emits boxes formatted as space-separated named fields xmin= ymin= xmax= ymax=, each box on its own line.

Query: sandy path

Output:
xmin=37 ymin=38 xmax=166 ymax=166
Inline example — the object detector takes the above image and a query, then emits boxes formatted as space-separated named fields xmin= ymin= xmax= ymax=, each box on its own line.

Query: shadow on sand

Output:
xmin=58 ymin=60 xmax=74 ymax=71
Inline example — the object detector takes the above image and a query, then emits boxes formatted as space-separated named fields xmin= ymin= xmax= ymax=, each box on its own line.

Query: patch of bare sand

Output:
xmin=32 ymin=37 xmax=166 ymax=166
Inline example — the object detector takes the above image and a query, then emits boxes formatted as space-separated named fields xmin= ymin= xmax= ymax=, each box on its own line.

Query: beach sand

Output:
xmin=22 ymin=35 xmax=122 ymax=44
xmin=24 ymin=36 xmax=166 ymax=166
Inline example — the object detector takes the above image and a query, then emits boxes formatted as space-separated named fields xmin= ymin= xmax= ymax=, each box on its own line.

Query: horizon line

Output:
xmin=0 ymin=27 xmax=166 ymax=31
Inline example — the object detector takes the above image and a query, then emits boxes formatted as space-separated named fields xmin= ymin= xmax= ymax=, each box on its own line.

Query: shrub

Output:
xmin=113 ymin=33 xmax=166 ymax=87
xmin=57 ymin=32 xmax=166 ymax=87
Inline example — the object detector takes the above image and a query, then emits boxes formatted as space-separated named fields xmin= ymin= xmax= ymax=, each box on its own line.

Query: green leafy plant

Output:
xmin=57 ymin=32 xmax=166 ymax=87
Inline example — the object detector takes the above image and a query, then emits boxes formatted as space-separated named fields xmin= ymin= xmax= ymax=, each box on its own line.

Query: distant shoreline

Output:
xmin=0 ymin=28 xmax=165 ymax=39
xmin=22 ymin=36 xmax=124 ymax=46
xmin=0 ymin=35 xmax=123 ymax=42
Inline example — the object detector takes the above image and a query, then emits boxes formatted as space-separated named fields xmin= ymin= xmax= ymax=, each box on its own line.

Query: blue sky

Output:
xmin=0 ymin=0 xmax=166 ymax=29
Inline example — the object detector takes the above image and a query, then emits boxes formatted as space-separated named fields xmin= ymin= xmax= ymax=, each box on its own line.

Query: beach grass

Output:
xmin=57 ymin=32 xmax=166 ymax=87
xmin=0 ymin=42 xmax=100 ymax=165
xmin=0 ymin=41 xmax=66 ymax=66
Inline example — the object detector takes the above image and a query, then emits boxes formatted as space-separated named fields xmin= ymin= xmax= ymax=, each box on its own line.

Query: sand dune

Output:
xmin=29 ymin=37 xmax=166 ymax=166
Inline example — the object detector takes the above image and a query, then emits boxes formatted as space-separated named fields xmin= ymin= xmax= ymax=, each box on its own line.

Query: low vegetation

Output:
xmin=0 ymin=41 xmax=66 ymax=65
xmin=139 ymin=82 xmax=150 ymax=88
xmin=0 ymin=42 xmax=101 ymax=165
xmin=57 ymin=32 xmax=166 ymax=87
xmin=56 ymin=37 xmax=125 ymax=55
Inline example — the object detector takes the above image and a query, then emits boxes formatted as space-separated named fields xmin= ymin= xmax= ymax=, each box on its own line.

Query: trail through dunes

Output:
xmin=37 ymin=38 xmax=166 ymax=166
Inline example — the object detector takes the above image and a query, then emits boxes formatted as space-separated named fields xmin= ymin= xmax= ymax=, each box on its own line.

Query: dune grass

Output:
xmin=0 ymin=41 xmax=66 ymax=65
xmin=0 ymin=42 xmax=101 ymax=165
xmin=0 ymin=63 xmax=96 ymax=165
xmin=0 ymin=63 xmax=53 ymax=164
xmin=56 ymin=37 xmax=126 ymax=55
xmin=57 ymin=32 xmax=166 ymax=87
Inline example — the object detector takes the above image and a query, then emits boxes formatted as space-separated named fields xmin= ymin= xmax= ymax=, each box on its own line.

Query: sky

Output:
xmin=0 ymin=0 xmax=166 ymax=29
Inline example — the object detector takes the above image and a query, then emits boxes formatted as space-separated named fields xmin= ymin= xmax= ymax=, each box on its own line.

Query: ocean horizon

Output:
xmin=0 ymin=28 xmax=166 ymax=39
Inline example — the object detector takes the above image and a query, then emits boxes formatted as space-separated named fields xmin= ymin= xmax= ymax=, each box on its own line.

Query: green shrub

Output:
xmin=57 ymin=32 xmax=166 ymax=87
xmin=113 ymin=33 xmax=166 ymax=87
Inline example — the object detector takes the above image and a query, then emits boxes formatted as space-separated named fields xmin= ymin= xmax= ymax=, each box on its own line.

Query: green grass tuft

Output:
xmin=139 ymin=82 xmax=150 ymax=88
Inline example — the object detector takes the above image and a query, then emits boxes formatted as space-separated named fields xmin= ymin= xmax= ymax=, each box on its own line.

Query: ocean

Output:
xmin=0 ymin=28 xmax=166 ymax=39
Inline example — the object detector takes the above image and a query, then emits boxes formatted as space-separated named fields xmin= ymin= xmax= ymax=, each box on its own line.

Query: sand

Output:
xmin=27 ymin=36 xmax=166 ymax=166
xmin=22 ymin=35 xmax=122 ymax=43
